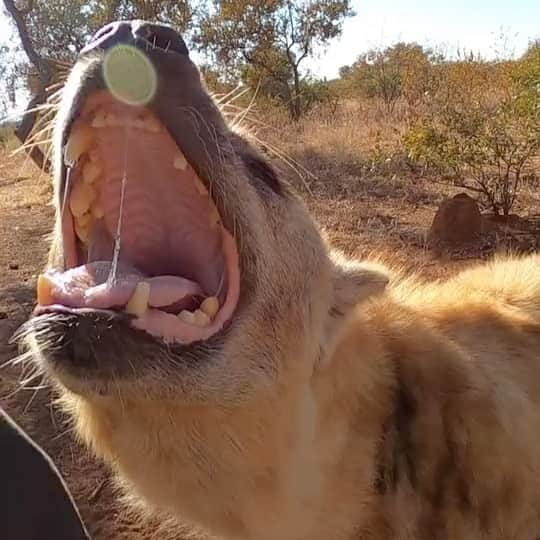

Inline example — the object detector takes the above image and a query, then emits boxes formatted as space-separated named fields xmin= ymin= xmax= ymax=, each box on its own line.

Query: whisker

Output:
xmin=1 ymin=349 xmax=34 ymax=369
xmin=12 ymin=139 xmax=54 ymax=154
xmin=23 ymin=378 xmax=47 ymax=414
xmin=51 ymin=425 xmax=76 ymax=442
xmin=230 ymin=80 xmax=261 ymax=130
xmin=37 ymin=138 xmax=55 ymax=182
xmin=213 ymin=84 xmax=248 ymax=106
xmin=25 ymin=115 xmax=56 ymax=142
xmin=20 ymin=369 xmax=46 ymax=388
xmin=249 ymin=134 xmax=315 ymax=194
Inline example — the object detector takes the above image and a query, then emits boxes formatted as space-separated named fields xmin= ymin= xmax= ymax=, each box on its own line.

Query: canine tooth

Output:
xmin=200 ymin=297 xmax=219 ymax=318
xmin=37 ymin=274 xmax=54 ymax=305
xmin=82 ymin=161 xmax=101 ymax=185
xmin=174 ymin=152 xmax=188 ymax=171
xmin=92 ymin=111 xmax=107 ymax=128
xmin=178 ymin=310 xmax=195 ymax=324
xmin=69 ymin=182 xmax=96 ymax=217
xmin=193 ymin=310 xmax=211 ymax=327
xmin=64 ymin=126 xmax=94 ymax=165
xmin=126 ymin=282 xmax=151 ymax=317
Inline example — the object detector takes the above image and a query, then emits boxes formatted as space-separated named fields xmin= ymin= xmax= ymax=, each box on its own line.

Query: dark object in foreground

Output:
xmin=0 ymin=406 xmax=91 ymax=540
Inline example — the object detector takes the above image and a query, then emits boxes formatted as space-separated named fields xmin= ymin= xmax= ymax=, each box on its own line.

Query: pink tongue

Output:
xmin=43 ymin=261 xmax=203 ymax=310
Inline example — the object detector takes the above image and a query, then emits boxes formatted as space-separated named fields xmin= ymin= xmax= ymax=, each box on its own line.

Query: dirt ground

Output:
xmin=0 ymin=147 xmax=536 ymax=539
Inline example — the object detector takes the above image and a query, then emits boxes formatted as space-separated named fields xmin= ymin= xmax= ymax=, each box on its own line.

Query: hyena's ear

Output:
xmin=331 ymin=254 xmax=389 ymax=315
xmin=318 ymin=252 xmax=389 ymax=369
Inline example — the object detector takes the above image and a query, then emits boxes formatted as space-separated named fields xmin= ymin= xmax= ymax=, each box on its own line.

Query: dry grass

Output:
xmin=257 ymin=99 xmax=408 ymax=179
xmin=0 ymin=136 xmax=52 ymax=210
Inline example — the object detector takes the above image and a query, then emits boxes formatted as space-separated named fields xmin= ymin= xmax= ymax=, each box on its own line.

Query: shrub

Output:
xmin=405 ymin=56 xmax=539 ymax=217
xmin=340 ymin=42 xmax=442 ymax=113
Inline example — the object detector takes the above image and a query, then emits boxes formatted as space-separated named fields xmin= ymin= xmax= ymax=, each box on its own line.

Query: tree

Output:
xmin=2 ymin=0 xmax=62 ymax=171
xmin=404 ymin=55 xmax=539 ymax=217
xmin=340 ymin=42 xmax=442 ymax=113
xmin=196 ymin=0 xmax=354 ymax=120
xmin=0 ymin=44 xmax=21 ymax=119
xmin=2 ymin=0 xmax=193 ymax=170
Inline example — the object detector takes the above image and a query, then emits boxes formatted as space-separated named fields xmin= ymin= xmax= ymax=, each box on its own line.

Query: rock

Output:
xmin=429 ymin=193 xmax=482 ymax=246
xmin=8 ymin=263 xmax=19 ymax=270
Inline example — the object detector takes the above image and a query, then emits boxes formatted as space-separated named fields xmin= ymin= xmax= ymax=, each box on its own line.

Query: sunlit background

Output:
xmin=1 ymin=0 xmax=539 ymax=117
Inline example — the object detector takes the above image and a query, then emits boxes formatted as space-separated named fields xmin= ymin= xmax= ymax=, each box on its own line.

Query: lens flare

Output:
xmin=103 ymin=44 xmax=157 ymax=106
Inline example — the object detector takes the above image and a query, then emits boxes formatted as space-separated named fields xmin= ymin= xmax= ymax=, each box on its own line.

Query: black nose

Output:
xmin=80 ymin=20 xmax=189 ymax=56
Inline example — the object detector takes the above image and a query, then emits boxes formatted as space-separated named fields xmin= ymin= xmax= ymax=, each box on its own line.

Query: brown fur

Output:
xmin=49 ymin=255 xmax=540 ymax=540
xmin=23 ymin=20 xmax=540 ymax=540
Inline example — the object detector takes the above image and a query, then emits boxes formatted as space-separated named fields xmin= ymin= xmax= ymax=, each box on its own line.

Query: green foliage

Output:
xmin=196 ymin=0 xmax=354 ymax=119
xmin=340 ymin=42 xmax=443 ymax=111
xmin=4 ymin=0 xmax=351 ymax=121
xmin=13 ymin=0 xmax=192 ymax=64
xmin=512 ymin=40 xmax=540 ymax=119
xmin=405 ymin=57 xmax=540 ymax=216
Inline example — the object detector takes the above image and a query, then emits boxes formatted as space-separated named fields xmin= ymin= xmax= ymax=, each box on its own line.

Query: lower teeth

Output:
xmin=125 ymin=282 xmax=150 ymax=317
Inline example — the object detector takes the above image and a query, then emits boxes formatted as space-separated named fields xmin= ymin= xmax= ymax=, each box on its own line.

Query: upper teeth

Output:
xmin=64 ymin=126 xmax=94 ymax=165
xmin=90 ymin=111 xmax=162 ymax=132
xmin=69 ymin=181 xmax=96 ymax=218
xmin=64 ymin=117 xmax=213 ymax=250
xmin=82 ymin=161 xmax=101 ymax=185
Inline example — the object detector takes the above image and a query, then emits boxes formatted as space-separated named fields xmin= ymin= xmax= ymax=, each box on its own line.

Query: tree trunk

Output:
xmin=15 ymin=92 xmax=51 ymax=174
xmin=290 ymin=64 xmax=302 ymax=121
xmin=3 ymin=0 xmax=53 ymax=173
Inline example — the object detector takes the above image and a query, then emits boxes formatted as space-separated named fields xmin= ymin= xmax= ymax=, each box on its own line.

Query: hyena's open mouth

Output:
xmin=36 ymin=90 xmax=240 ymax=344
xmin=19 ymin=20 xmax=292 ymax=394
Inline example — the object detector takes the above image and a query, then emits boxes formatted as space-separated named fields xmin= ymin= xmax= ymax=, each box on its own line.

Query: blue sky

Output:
xmin=1 ymin=0 xmax=539 ymax=94
xmin=309 ymin=0 xmax=540 ymax=78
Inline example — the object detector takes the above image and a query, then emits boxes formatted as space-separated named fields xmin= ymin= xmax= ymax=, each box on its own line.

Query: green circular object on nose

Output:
xmin=103 ymin=44 xmax=157 ymax=106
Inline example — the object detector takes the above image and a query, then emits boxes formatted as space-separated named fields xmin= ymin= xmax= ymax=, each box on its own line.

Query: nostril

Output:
xmin=139 ymin=24 xmax=189 ymax=55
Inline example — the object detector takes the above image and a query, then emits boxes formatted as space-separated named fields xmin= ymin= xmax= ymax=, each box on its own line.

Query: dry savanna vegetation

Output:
xmin=0 ymin=1 xmax=539 ymax=538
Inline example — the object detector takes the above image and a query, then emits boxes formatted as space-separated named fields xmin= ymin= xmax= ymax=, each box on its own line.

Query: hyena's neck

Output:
xmin=68 ymin=324 xmax=396 ymax=540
